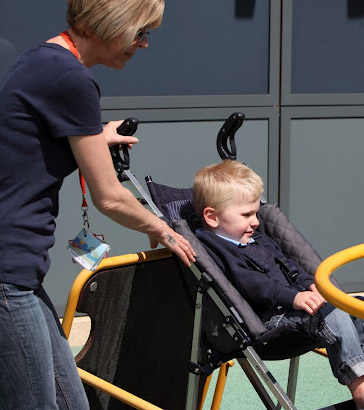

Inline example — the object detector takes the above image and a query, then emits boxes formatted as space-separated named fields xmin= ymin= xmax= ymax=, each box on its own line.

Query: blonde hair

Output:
xmin=67 ymin=0 xmax=164 ymax=47
xmin=193 ymin=160 xmax=264 ymax=221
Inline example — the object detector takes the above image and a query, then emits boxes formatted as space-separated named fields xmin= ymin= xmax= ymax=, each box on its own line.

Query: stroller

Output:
xmin=62 ymin=114 xmax=356 ymax=410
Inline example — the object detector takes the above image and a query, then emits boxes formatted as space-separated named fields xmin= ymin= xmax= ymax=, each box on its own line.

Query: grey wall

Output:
xmin=291 ymin=0 xmax=364 ymax=94
xmin=280 ymin=0 xmax=364 ymax=291
xmin=90 ymin=0 xmax=271 ymax=96
xmin=44 ymin=119 xmax=270 ymax=313
xmin=281 ymin=109 xmax=364 ymax=292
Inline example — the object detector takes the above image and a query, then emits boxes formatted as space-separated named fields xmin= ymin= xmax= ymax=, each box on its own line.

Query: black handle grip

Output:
xmin=110 ymin=118 xmax=139 ymax=172
xmin=116 ymin=117 xmax=139 ymax=136
xmin=216 ymin=112 xmax=245 ymax=160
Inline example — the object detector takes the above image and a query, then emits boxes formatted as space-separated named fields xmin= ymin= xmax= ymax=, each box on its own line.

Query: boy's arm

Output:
xmin=197 ymin=231 xmax=299 ymax=311
xmin=295 ymin=264 xmax=315 ymax=289
xmin=233 ymin=267 xmax=299 ymax=311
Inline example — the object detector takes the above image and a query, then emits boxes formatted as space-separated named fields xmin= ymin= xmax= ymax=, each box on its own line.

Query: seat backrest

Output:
xmin=147 ymin=180 xmax=268 ymax=333
xmin=256 ymin=202 xmax=322 ymax=276
xmin=146 ymin=180 xmax=202 ymax=232
xmin=147 ymin=180 xmax=322 ymax=275
xmin=146 ymin=180 xmax=327 ymax=359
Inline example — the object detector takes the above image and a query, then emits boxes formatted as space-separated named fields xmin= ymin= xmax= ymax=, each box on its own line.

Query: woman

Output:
xmin=0 ymin=0 xmax=195 ymax=408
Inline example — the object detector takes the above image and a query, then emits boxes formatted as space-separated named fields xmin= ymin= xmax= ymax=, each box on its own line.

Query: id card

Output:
xmin=67 ymin=229 xmax=110 ymax=271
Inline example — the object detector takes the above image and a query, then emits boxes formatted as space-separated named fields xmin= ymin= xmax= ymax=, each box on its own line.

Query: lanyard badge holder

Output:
xmin=60 ymin=30 xmax=110 ymax=271
xmin=67 ymin=171 xmax=110 ymax=271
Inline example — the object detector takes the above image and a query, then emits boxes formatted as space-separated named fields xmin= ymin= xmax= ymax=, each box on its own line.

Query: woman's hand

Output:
xmin=103 ymin=120 xmax=139 ymax=148
xmin=148 ymin=223 xmax=196 ymax=267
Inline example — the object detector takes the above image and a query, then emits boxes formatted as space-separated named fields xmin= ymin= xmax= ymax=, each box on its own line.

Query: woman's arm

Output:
xmin=68 ymin=131 xmax=196 ymax=266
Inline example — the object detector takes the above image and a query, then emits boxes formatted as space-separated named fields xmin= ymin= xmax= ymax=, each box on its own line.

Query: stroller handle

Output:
xmin=216 ymin=112 xmax=245 ymax=160
xmin=110 ymin=118 xmax=139 ymax=171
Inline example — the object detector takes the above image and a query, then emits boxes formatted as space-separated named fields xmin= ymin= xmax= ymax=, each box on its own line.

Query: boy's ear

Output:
xmin=203 ymin=207 xmax=219 ymax=228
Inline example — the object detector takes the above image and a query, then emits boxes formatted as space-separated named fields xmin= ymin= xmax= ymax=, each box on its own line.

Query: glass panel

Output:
xmin=287 ymin=118 xmax=364 ymax=291
xmin=91 ymin=0 xmax=270 ymax=96
xmin=1 ymin=0 xmax=270 ymax=95
xmin=291 ymin=0 xmax=364 ymax=94
xmin=0 ymin=0 xmax=269 ymax=96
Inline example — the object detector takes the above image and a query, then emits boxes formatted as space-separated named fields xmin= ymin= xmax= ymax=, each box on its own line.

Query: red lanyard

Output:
xmin=59 ymin=31 xmax=79 ymax=60
xmin=59 ymin=31 xmax=89 ymax=217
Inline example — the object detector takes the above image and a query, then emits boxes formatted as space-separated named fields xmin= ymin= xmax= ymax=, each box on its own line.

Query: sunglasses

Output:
xmin=135 ymin=28 xmax=150 ymax=42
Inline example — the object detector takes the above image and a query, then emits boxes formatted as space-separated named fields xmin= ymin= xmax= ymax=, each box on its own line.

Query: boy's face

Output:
xmin=205 ymin=197 xmax=260 ymax=244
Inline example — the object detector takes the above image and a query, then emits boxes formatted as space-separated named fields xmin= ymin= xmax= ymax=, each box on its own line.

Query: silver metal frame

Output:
xmin=183 ymin=263 xmax=299 ymax=410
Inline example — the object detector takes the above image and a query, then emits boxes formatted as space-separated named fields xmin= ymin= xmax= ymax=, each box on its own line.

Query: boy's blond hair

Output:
xmin=67 ymin=0 xmax=164 ymax=48
xmin=193 ymin=160 xmax=263 ymax=221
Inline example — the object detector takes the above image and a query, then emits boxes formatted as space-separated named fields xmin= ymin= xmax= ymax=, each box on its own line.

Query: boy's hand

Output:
xmin=309 ymin=283 xmax=326 ymax=304
xmin=293 ymin=291 xmax=326 ymax=316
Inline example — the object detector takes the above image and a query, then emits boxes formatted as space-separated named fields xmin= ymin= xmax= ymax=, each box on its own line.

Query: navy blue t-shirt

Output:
xmin=0 ymin=42 xmax=103 ymax=289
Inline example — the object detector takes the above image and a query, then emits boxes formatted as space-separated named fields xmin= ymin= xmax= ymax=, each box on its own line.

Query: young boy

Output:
xmin=193 ymin=159 xmax=364 ymax=409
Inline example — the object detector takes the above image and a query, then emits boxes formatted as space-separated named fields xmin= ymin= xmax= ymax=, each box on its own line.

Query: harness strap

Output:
xmin=249 ymin=236 xmax=301 ymax=287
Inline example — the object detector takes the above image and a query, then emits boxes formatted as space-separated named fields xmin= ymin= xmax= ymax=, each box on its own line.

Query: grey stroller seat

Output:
xmin=142 ymin=113 xmax=331 ymax=409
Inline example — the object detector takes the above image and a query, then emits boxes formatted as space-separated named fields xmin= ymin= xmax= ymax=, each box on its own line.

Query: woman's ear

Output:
xmin=203 ymin=207 xmax=219 ymax=229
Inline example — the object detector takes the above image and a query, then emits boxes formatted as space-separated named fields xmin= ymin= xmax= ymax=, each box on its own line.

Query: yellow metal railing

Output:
xmin=77 ymin=368 xmax=163 ymax=410
xmin=198 ymin=361 xmax=234 ymax=410
xmin=62 ymin=249 xmax=171 ymax=410
xmin=62 ymin=247 xmax=231 ymax=410
xmin=62 ymin=248 xmax=172 ymax=338
xmin=315 ymin=243 xmax=364 ymax=320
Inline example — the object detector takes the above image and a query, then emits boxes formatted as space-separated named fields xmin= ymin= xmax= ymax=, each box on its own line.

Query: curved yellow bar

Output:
xmin=62 ymin=248 xmax=172 ymax=410
xmin=78 ymin=368 xmax=163 ymax=410
xmin=62 ymin=248 xmax=172 ymax=338
xmin=315 ymin=243 xmax=364 ymax=320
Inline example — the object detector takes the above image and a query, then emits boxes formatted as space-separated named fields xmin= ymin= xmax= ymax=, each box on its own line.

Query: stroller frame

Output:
xmin=61 ymin=113 xmax=354 ymax=410
xmin=182 ymin=257 xmax=298 ymax=410
xmin=62 ymin=229 xmax=299 ymax=410
xmin=110 ymin=113 xmax=310 ymax=409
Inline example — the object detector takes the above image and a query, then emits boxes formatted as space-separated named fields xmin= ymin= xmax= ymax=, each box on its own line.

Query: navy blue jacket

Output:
xmin=196 ymin=230 xmax=314 ymax=316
